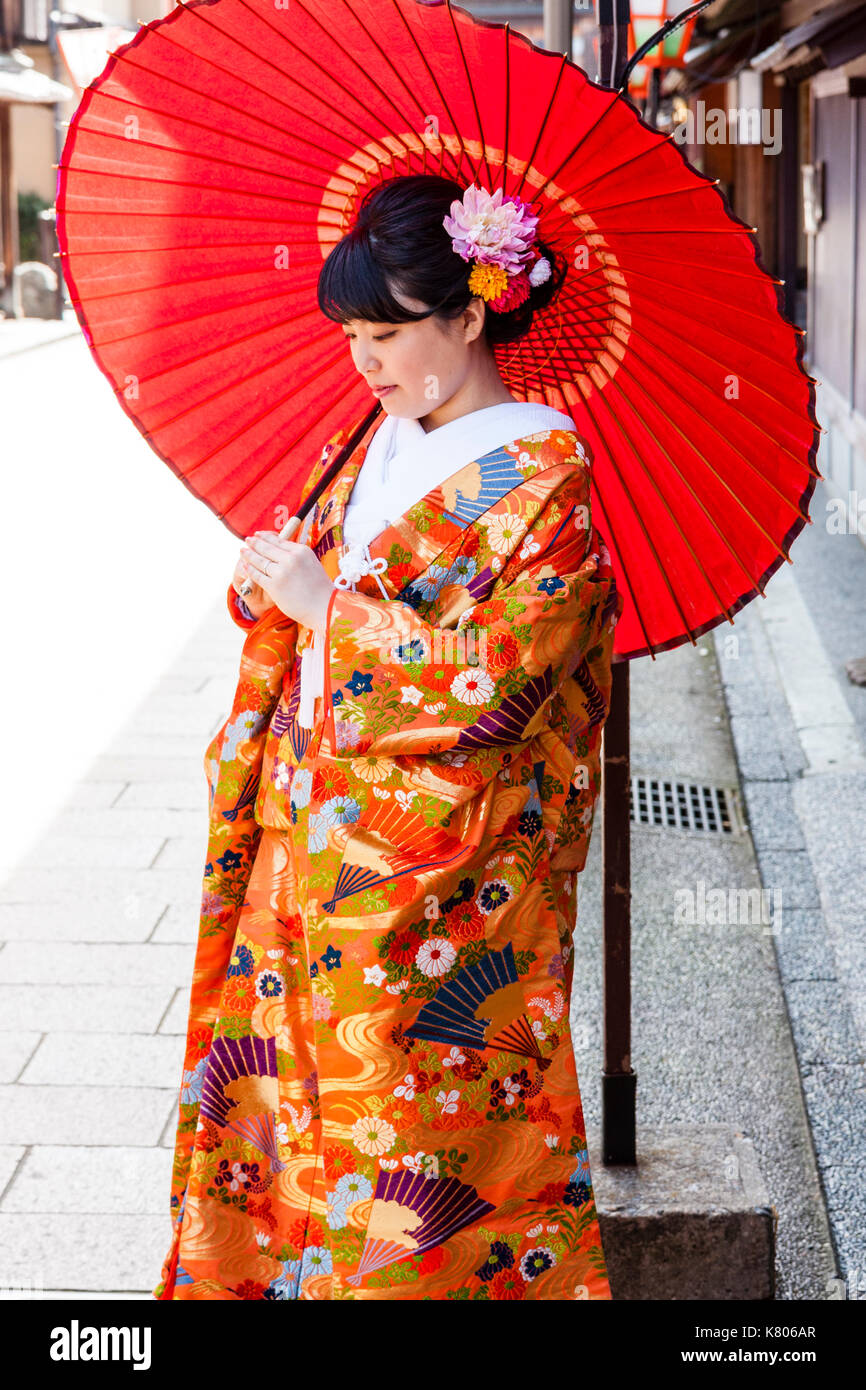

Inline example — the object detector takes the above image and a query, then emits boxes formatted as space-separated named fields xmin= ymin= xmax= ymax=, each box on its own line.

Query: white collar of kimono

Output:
xmin=296 ymin=399 xmax=576 ymax=729
xmin=342 ymin=400 xmax=577 ymax=551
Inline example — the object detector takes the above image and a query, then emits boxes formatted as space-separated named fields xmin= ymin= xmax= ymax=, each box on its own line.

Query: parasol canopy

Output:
xmin=55 ymin=0 xmax=821 ymax=660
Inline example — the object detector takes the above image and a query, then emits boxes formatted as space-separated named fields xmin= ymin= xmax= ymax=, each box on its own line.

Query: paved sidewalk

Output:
xmin=0 ymin=598 xmax=240 ymax=1297
xmin=0 ymin=581 xmax=841 ymax=1298
xmin=713 ymin=477 xmax=866 ymax=1299
xmin=0 ymin=310 xmax=80 ymax=359
xmin=573 ymin=634 xmax=836 ymax=1300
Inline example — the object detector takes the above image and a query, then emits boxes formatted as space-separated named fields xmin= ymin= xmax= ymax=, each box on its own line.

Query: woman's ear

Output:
xmin=463 ymin=296 xmax=486 ymax=343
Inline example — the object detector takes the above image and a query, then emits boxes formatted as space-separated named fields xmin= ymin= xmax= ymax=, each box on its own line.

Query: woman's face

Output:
xmin=341 ymin=288 xmax=485 ymax=421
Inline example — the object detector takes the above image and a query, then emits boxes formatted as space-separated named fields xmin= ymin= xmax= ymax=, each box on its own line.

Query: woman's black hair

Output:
xmin=317 ymin=173 xmax=566 ymax=348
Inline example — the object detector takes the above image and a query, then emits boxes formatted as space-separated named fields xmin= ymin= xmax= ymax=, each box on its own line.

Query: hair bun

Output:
xmin=482 ymin=240 xmax=566 ymax=346
xmin=319 ymin=173 xmax=565 ymax=348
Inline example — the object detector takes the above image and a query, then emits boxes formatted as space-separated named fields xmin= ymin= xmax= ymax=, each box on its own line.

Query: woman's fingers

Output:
xmin=243 ymin=533 xmax=289 ymax=563
xmin=235 ymin=530 xmax=332 ymax=627
xmin=230 ymin=550 xmax=270 ymax=613
xmin=232 ymin=557 xmax=257 ymax=593
xmin=241 ymin=553 xmax=273 ymax=586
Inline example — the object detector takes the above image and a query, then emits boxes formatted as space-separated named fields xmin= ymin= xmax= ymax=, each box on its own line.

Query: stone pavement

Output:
xmin=573 ymin=629 xmax=836 ymax=1301
xmin=0 ymin=309 xmax=80 ymax=359
xmin=713 ymin=476 xmax=866 ymax=1299
xmin=0 ymin=575 xmax=843 ymax=1298
xmin=0 ymin=597 xmax=240 ymax=1298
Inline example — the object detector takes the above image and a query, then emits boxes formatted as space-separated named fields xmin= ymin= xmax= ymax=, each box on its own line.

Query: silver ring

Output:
xmin=264 ymin=558 xmax=273 ymax=578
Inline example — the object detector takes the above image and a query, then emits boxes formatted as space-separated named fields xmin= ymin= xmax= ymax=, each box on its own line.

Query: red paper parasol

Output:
xmin=55 ymin=0 xmax=821 ymax=660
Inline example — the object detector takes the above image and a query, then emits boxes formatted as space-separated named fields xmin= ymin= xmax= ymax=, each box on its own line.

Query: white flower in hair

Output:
xmin=529 ymin=255 xmax=551 ymax=287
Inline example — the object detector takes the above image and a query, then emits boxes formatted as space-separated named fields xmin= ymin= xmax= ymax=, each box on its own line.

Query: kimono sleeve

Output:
xmin=321 ymin=462 xmax=615 ymax=761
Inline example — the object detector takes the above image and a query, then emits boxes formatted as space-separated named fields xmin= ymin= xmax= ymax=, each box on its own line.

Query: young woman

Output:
xmin=154 ymin=173 xmax=623 ymax=1301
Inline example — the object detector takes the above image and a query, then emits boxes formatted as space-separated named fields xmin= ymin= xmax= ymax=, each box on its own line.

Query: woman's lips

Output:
xmin=371 ymin=384 xmax=396 ymax=397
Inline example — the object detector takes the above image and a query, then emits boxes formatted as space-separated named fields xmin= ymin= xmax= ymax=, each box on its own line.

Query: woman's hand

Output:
xmin=230 ymin=557 xmax=272 ymax=620
xmin=240 ymin=530 xmax=336 ymax=632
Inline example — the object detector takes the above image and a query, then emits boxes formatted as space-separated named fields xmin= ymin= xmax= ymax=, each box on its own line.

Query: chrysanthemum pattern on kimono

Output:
xmin=154 ymin=421 xmax=623 ymax=1300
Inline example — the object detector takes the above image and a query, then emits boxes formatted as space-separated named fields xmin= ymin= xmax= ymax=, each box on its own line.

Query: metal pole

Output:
xmin=596 ymin=0 xmax=636 ymax=1166
xmin=597 ymin=0 xmax=630 ymax=91
xmin=646 ymin=65 xmax=661 ymax=127
xmin=47 ymin=11 xmax=67 ymax=319
xmin=778 ymin=82 xmax=799 ymax=325
xmin=544 ymin=0 xmax=573 ymax=60
xmin=601 ymin=664 xmax=635 ymax=1163
xmin=0 ymin=103 xmax=18 ymax=315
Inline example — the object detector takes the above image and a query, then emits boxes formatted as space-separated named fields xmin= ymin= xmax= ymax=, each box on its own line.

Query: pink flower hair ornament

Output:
xmin=442 ymin=183 xmax=552 ymax=313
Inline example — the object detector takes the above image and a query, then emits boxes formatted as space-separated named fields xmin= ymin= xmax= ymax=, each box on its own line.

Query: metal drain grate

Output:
xmin=629 ymin=777 xmax=742 ymax=835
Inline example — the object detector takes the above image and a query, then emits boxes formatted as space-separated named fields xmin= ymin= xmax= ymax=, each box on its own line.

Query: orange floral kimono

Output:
xmin=154 ymin=415 xmax=623 ymax=1300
